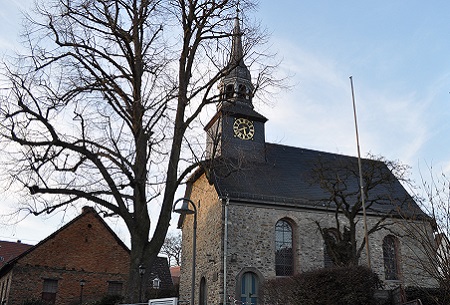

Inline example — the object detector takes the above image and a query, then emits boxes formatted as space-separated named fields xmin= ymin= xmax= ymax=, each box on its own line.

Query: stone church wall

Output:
xmin=179 ymin=173 xmax=437 ymax=305
xmin=225 ymin=202 xmax=436 ymax=295
xmin=179 ymin=174 xmax=224 ymax=305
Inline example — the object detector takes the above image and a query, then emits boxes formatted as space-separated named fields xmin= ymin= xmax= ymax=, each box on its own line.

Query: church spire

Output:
xmin=230 ymin=13 xmax=244 ymax=67
xmin=205 ymin=7 xmax=267 ymax=162
xmin=218 ymin=9 xmax=254 ymax=109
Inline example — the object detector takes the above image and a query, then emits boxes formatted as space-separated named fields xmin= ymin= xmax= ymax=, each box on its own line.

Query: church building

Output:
xmin=176 ymin=15 xmax=436 ymax=305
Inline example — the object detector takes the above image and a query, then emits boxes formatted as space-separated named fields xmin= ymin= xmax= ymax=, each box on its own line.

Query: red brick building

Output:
xmin=0 ymin=207 xmax=172 ymax=305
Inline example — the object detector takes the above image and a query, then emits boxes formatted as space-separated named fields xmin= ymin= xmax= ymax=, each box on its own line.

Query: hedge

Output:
xmin=260 ymin=266 xmax=382 ymax=305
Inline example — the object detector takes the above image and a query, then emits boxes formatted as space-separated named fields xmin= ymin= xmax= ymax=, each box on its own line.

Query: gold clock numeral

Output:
xmin=233 ymin=117 xmax=255 ymax=140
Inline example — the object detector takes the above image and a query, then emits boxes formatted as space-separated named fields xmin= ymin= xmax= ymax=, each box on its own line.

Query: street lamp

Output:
xmin=152 ymin=276 xmax=161 ymax=299
xmin=173 ymin=198 xmax=197 ymax=305
xmin=139 ymin=264 xmax=146 ymax=303
xmin=152 ymin=277 xmax=161 ymax=289
xmin=79 ymin=279 xmax=86 ymax=305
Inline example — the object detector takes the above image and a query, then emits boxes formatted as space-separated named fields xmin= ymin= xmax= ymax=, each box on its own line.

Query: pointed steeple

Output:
xmin=205 ymin=8 xmax=267 ymax=162
xmin=230 ymin=15 xmax=245 ymax=68
xmin=218 ymin=10 xmax=254 ymax=109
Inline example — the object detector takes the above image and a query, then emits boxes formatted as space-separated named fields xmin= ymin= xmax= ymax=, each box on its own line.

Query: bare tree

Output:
xmin=161 ymin=232 xmax=182 ymax=266
xmin=312 ymin=154 xmax=415 ymax=267
xmin=400 ymin=168 xmax=450 ymax=303
xmin=0 ymin=0 xmax=275 ymax=301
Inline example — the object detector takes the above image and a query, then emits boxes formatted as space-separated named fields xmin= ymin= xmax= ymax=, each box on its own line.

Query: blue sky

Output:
xmin=256 ymin=1 xmax=450 ymax=169
xmin=1 ymin=1 xmax=450 ymax=244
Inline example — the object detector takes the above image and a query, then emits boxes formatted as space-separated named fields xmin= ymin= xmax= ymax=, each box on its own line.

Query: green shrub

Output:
xmin=261 ymin=266 xmax=382 ymax=305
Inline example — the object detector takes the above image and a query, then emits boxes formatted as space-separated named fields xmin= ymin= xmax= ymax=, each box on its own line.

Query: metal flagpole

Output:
xmin=349 ymin=76 xmax=371 ymax=268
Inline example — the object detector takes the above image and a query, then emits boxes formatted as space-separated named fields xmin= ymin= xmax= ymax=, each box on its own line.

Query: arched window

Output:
xmin=238 ymin=84 xmax=247 ymax=98
xmin=225 ymin=84 xmax=234 ymax=98
xmin=383 ymin=235 xmax=400 ymax=280
xmin=275 ymin=219 xmax=293 ymax=276
xmin=199 ymin=277 xmax=207 ymax=305
xmin=240 ymin=272 xmax=258 ymax=305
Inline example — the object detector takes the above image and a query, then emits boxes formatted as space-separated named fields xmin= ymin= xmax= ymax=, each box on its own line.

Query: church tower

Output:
xmin=205 ymin=14 xmax=267 ymax=162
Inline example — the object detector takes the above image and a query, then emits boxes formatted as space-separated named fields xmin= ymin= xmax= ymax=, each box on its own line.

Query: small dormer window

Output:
xmin=238 ymin=84 xmax=247 ymax=98
xmin=226 ymin=84 xmax=234 ymax=98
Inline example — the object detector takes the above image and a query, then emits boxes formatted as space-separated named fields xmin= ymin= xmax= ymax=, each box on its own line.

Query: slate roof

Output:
xmin=220 ymin=103 xmax=268 ymax=121
xmin=205 ymin=103 xmax=267 ymax=131
xmin=208 ymin=143 xmax=427 ymax=219
xmin=148 ymin=256 xmax=174 ymax=289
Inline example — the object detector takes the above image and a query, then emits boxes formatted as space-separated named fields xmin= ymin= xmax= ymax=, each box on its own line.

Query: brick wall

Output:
xmin=5 ymin=210 xmax=129 ymax=305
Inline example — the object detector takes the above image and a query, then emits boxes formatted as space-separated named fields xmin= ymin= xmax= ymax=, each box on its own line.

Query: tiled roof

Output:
xmin=209 ymin=143 xmax=427 ymax=219
xmin=0 ymin=240 xmax=33 ymax=268
xmin=170 ymin=266 xmax=180 ymax=285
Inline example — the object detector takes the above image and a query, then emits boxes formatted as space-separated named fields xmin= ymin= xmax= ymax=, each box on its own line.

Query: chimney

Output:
xmin=82 ymin=206 xmax=94 ymax=214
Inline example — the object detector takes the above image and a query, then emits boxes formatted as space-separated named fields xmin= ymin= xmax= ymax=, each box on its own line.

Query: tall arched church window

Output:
xmin=225 ymin=84 xmax=234 ymax=98
xmin=383 ymin=235 xmax=400 ymax=280
xmin=240 ymin=272 xmax=258 ymax=305
xmin=275 ymin=219 xmax=293 ymax=276
xmin=199 ymin=277 xmax=207 ymax=305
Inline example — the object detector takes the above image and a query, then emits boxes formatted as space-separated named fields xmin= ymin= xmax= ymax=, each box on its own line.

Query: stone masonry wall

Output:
xmin=225 ymin=202 xmax=437 ymax=296
xmin=179 ymin=174 xmax=224 ymax=305
xmin=179 ymin=173 xmax=437 ymax=305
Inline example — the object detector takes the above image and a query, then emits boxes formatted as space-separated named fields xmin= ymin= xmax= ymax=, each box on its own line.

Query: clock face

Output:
xmin=233 ymin=117 xmax=255 ymax=140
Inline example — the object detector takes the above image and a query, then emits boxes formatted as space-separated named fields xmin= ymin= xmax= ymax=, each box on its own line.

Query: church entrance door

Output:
xmin=240 ymin=272 xmax=258 ymax=305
